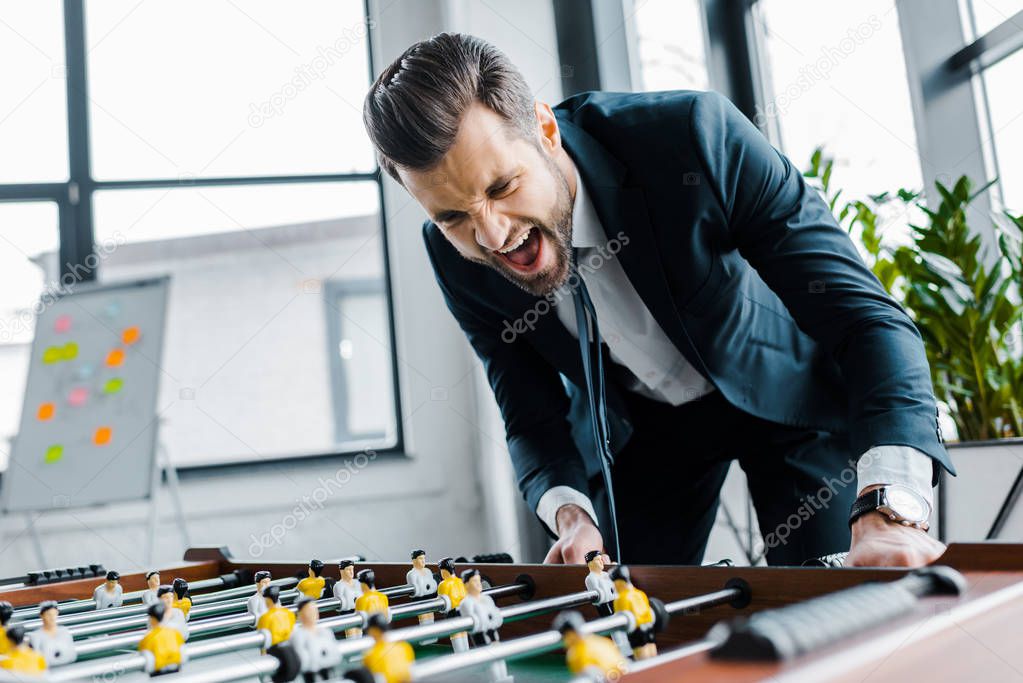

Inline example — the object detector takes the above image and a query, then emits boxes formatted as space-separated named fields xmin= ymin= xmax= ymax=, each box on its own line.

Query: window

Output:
xmin=981 ymin=49 xmax=1023 ymax=211
xmin=630 ymin=0 xmax=709 ymax=91
xmin=0 ymin=1 xmax=400 ymax=470
xmin=0 ymin=202 xmax=60 ymax=467
xmin=753 ymin=1 xmax=922 ymax=210
xmin=84 ymin=0 xmax=375 ymax=180
xmin=0 ymin=0 xmax=68 ymax=183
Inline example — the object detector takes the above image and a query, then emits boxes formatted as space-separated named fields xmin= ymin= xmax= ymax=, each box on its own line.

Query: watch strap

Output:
xmin=848 ymin=489 xmax=884 ymax=528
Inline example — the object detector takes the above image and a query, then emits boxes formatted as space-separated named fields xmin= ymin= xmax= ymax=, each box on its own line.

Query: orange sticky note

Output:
xmin=106 ymin=348 xmax=125 ymax=367
xmin=122 ymin=326 xmax=140 ymax=345
xmin=37 ymin=403 xmax=55 ymax=421
xmin=93 ymin=426 xmax=112 ymax=446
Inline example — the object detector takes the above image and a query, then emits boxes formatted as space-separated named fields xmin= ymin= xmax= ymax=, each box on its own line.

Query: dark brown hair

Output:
xmin=363 ymin=33 xmax=535 ymax=183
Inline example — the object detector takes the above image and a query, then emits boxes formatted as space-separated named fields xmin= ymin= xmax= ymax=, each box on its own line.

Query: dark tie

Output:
xmin=571 ymin=250 xmax=622 ymax=562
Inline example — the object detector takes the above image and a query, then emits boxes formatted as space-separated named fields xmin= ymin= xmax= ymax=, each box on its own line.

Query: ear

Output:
xmin=535 ymin=101 xmax=562 ymax=153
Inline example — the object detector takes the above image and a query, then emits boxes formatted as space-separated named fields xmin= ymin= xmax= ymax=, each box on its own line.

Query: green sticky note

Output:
xmin=42 ymin=347 xmax=61 ymax=364
xmin=62 ymin=342 xmax=78 ymax=360
xmin=103 ymin=378 xmax=124 ymax=394
xmin=44 ymin=445 xmax=63 ymax=463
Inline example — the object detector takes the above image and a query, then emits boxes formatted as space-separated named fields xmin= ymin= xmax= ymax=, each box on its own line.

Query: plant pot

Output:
xmin=935 ymin=438 xmax=1023 ymax=542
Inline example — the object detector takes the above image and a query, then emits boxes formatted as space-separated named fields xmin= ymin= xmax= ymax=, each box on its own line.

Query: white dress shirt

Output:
xmin=536 ymin=164 xmax=934 ymax=536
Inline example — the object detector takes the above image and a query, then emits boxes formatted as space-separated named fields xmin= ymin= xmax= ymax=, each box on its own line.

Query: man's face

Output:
xmin=342 ymin=566 xmax=355 ymax=581
xmin=412 ymin=555 xmax=426 ymax=570
xmin=148 ymin=574 xmax=160 ymax=590
xmin=400 ymin=102 xmax=574 ymax=298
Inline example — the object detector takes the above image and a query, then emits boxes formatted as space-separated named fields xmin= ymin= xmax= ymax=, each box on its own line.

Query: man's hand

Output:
xmin=845 ymin=510 xmax=946 ymax=567
xmin=544 ymin=504 xmax=606 ymax=564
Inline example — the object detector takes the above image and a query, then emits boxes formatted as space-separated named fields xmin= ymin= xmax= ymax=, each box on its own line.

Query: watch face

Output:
xmin=883 ymin=485 xmax=928 ymax=522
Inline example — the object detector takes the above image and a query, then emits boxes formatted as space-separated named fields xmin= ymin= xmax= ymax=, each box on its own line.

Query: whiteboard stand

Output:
xmin=24 ymin=512 xmax=48 ymax=568
xmin=144 ymin=441 xmax=191 ymax=566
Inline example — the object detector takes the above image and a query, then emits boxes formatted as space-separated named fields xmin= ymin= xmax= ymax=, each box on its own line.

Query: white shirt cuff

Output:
xmin=857 ymin=445 xmax=935 ymax=512
xmin=535 ymin=486 xmax=599 ymax=536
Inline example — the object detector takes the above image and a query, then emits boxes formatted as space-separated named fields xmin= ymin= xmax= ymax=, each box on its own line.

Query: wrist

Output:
xmin=555 ymin=504 xmax=596 ymax=535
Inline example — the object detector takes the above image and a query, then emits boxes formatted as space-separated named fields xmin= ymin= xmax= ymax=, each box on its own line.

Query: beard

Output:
xmin=467 ymin=156 xmax=574 ymax=298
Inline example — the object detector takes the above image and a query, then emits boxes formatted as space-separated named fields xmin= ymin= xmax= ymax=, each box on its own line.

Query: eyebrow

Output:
xmin=431 ymin=172 xmax=517 ymax=223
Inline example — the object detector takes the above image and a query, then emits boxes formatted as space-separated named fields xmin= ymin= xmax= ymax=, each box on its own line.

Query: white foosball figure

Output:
xmin=333 ymin=560 xmax=363 ymax=638
xmin=289 ymin=596 xmax=342 ymax=681
xmin=406 ymin=549 xmax=438 ymax=643
xmin=140 ymin=571 xmax=161 ymax=606
xmin=583 ymin=550 xmax=631 ymax=657
xmin=457 ymin=569 xmax=512 ymax=683
xmin=93 ymin=571 xmax=124 ymax=610
xmin=247 ymin=570 xmax=272 ymax=621
xmin=28 ymin=601 xmax=76 ymax=666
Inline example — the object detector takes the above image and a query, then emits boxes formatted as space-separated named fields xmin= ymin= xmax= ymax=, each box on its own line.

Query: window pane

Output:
xmin=329 ymin=288 xmax=395 ymax=442
xmin=968 ymin=0 xmax=1023 ymax=38
xmin=85 ymin=0 xmax=375 ymax=180
xmin=632 ymin=0 xmax=709 ymax=91
xmin=94 ymin=182 xmax=396 ymax=467
xmin=0 ymin=1 xmax=68 ymax=182
xmin=982 ymin=49 xmax=1023 ymax=211
xmin=756 ymin=1 xmax=922 ymax=207
xmin=0 ymin=202 xmax=60 ymax=467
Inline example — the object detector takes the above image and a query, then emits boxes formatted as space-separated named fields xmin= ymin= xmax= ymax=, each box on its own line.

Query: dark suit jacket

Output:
xmin=422 ymin=90 xmax=952 ymax=523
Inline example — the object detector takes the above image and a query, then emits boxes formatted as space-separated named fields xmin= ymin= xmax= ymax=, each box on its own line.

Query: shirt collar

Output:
xmin=570 ymin=162 xmax=605 ymax=249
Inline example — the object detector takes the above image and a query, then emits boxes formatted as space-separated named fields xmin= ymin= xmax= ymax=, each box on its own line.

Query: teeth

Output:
xmin=499 ymin=229 xmax=531 ymax=254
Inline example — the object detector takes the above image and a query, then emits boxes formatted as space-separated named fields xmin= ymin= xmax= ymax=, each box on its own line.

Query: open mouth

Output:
xmin=495 ymin=226 xmax=542 ymax=271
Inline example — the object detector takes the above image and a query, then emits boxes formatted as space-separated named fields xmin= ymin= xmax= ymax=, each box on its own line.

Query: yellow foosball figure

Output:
xmin=360 ymin=613 xmax=414 ymax=683
xmin=610 ymin=565 xmax=656 ymax=660
xmin=171 ymin=578 xmax=192 ymax=619
xmin=256 ymin=585 xmax=296 ymax=647
xmin=0 ymin=602 xmax=13 ymax=656
xmin=436 ymin=557 xmax=469 ymax=653
xmin=355 ymin=569 xmax=390 ymax=625
xmin=0 ymin=626 xmax=47 ymax=676
xmin=553 ymin=611 xmax=628 ymax=682
xmin=137 ymin=604 xmax=185 ymax=676
xmin=297 ymin=559 xmax=327 ymax=599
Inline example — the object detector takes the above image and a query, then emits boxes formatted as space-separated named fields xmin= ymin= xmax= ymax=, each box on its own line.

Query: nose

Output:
xmin=473 ymin=214 xmax=511 ymax=252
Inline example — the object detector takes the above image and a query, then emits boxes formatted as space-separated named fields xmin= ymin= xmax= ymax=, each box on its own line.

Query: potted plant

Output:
xmin=804 ymin=149 xmax=1023 ymax=541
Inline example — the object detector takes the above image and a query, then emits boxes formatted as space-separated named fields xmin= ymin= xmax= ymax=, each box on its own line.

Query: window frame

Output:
xmin=0 ymin=0 xmax=405 ymax=471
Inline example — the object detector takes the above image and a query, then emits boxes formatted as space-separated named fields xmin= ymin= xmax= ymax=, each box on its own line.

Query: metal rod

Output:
xmin=65 ymin=582 xmax=522 ymax=669
xmin=17 ymin=579 xmax=293 ymax=630
xmin=11 ymin=576 xmax=230 ymax=620
xmin=411 ymin=586 xmax=744 ymax=680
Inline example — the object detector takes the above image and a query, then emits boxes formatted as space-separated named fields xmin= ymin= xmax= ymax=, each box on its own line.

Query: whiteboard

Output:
xmin=3 ymin=277 xmax=169 ymax=512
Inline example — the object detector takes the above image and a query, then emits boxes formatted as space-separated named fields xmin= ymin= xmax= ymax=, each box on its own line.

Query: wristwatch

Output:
xmin=848 ymin=485 xmax=931 ymax=530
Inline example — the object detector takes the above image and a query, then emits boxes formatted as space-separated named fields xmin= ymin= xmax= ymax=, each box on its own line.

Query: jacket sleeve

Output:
xmin=422 ymin=223 xmax=591 ymax=519
xmin=688 ymin=91 xmax=951 ymax=481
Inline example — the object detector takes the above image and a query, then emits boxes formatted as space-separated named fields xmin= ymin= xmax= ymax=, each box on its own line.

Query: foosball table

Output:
xmin=0 ymin=543 xmax=1021 ymax=682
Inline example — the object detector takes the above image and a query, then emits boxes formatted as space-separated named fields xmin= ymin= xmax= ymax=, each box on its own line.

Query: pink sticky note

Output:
xmin=68 ymin=386 xmax=89 ymax=407
xmin=54 ymin=315 xmax=72 ymax=334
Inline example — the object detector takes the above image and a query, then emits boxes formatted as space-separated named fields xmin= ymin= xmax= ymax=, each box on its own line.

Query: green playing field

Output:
xmin=414 ymin=642 xmax=572 ymax=682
